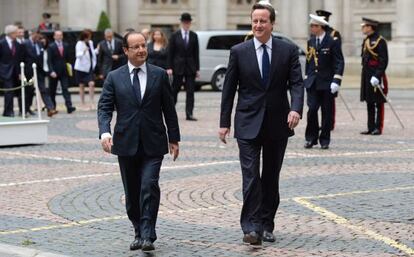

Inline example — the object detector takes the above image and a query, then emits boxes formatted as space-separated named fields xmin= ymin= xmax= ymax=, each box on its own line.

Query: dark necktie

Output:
xmin=133 ymin=68 xmax=142 ymax=103
xmin=261 ymin=44 xmax=270 ymax=88
xmin=316 ymin=37 xmax=320 ymax=48
xmin=11 ymin=41 xmax=16 ymax=56
xmin=184 ymin=31 xmax=188 ymax=47
xmin=107 ymin=41 xmax=113 ymax=53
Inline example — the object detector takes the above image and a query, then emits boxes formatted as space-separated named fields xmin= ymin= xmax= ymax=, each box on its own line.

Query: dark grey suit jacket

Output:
xmin=97 ymin=63 xmax=180 ymax=156
xmin=97 ymin=38 xmax=124 ymax=77
xmin=220 ymin=37 xmax=304 ymax=140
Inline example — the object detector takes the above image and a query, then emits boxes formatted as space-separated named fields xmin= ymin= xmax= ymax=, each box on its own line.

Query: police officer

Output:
xmin=304 ymin=14 xmax=344 ymax=149
xmin=360 ymin=18 xmax=388 ymax=135
xmin=316 ymin=10 xmax=342 ymax=130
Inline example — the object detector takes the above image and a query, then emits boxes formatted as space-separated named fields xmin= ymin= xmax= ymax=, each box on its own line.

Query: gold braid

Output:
xmin=306 ymin=46 xmax=318 ymax=67
xmin=363 ymin=35 xmax=383 ymax=59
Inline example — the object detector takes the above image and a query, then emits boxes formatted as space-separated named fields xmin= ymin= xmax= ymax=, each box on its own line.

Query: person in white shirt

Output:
xmin=74 ymin=29 xmax=97 ymax=109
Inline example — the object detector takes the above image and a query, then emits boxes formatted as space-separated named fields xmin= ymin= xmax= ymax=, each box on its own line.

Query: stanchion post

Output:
xmin=32 ymin=63 xmax=42 ymax=120
xmin=20 ymin=62 xmax=26 ymax=120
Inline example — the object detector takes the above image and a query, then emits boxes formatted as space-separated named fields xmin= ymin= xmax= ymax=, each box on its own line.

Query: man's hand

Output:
xmin=287 ymin=111 xmax=301 ymax=129
xmin=50 ymin=72 xmax=57 ymax=78
xmin=101 ymin=136 xmax=113 ymax=153
xmin=218 ymin=127 xmax=230 ymax=144
xmin=330 ymin=82 xmax=340 ymax=94
xmin=370 ymin=76 xmax=379 ymax=87
xmin=112 ymin=55 xmax=119 ymax=60
xmin=166 ymin=69 xmax=173 ymax=76
xmin=169 ymin=142 xmax=179 ymax=161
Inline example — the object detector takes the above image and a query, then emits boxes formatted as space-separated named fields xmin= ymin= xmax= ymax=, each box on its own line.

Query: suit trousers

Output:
xmin=305 ymin=88 xmax=333 ymax=146
xmin=237 ymin=127 xmax=288 ymax=234
xmin=172 ymin=74 xmax=195 ymax=118
xmin=49 ymin=76 xmax=73 ymax=110
xmin=2 ymin=78 xmax=18 ymax=116
xmin=366 ymin=102 xmax=384 ymax=132
xmin=118 ymin=151 xmax=163 ymax=242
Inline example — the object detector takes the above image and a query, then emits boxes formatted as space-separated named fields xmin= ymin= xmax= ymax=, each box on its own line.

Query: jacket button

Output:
xmin=315 ymin=70 xmax=318 ymax=73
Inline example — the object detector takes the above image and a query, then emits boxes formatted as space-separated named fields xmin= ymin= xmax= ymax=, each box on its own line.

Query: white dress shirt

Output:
xmin=101 ymin=61 xmax=148 ymax=140
xmin=181 ymin=28 xmax=189 ymax=43
xmin=128 ymin=61 xmax=147 ymax=99
xmin=5 ymin=36 xmax=13 ymax=49
xmin=253 ymin=36 xmax=272 ymax=78
xmin=315 ymin=32 xmax=326 ymax=47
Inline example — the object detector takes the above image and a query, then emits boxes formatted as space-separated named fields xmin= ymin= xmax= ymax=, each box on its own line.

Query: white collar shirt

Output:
xmin=253 ymin=36 xmax=272 ymax=77
xmin=128 ymin=61 xmax=147 ymax=99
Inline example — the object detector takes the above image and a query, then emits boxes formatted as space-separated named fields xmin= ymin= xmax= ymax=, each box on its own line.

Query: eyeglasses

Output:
xmin=127 ymin=45 xmax=146 ymax=51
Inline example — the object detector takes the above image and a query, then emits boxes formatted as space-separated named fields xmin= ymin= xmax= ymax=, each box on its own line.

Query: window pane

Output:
xmin=207 ymin=35 xmax=246 ymax=50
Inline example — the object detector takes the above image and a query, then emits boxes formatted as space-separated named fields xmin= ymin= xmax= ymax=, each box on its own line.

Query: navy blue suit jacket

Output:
xmin=0 ymin=39 xmax=24 ymax=81
xmin=48 ymin=41 xmax=70 ymax=77
xmin=97 ymin=63 xmax=180 ymax=156
xmin=304 ymin=34 xmax=344 ymax=90
xmin=220 ymin=37 xmax=304 ymax=140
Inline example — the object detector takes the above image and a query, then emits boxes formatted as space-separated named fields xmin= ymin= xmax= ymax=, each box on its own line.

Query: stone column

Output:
xmin=107 ymin=0 xmax=119 ymax=32
xmin=197 ymin=0 xmax=208 ymax=30
xmin=207 ymin=0 xmax=227 ymax=30
xmin=117 ymin=0 xmax=140 ymax=32
xmin=59 ymin=0 xmax=107 ymax=29
xmin=395 ymin=0 xmax=414 ymax=42
xmin=323 ymin=0 xmax=343 ymax=32
xmin=287 ymin=0 xmax=309 ymax=47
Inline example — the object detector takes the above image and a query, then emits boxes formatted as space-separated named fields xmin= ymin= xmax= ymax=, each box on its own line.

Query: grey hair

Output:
xmin=4 ymin=24 xmax=18 ymax=35
xmin=104 ymin=28 xmax=113 ymax=35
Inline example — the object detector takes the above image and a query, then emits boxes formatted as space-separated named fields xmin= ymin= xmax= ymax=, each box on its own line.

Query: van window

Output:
xmin=207 ymin=35 xmax=245 ymax=50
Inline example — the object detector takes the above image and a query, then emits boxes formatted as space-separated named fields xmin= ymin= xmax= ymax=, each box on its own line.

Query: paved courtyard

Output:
xmin=0 ymin=88 xmax=413 ymax=257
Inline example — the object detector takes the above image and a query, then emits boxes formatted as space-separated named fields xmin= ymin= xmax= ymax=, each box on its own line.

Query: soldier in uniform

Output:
xmin=360 ymin=17 xmax=388 ymax=135
xmin=304 ymin=14 xmax=344 ymax=149
xmin=316 ymin=9 xmax=341 ymax=130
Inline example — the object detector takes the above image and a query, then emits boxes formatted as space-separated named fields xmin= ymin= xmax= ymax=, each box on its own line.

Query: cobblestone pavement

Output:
xmin=0 ymin=88 xmax=413 ymax=257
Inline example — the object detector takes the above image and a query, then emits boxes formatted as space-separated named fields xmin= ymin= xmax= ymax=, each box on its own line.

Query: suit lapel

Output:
xmin=142 ymin=63 xmax=156 ymax=104
xmin=269 ymin=38 xmax=280 ymax=88
xmin=247 ymin=40 xmax=263 ymax=90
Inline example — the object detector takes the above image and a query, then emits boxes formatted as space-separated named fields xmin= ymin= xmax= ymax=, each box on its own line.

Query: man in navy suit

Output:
xmin=98 ymin=32 xmax=180 ymax=252
xmin=219 ymin=2 xmax=304 ymax=245
xmin=167 ymin=12 xmax=200 ymax=121
xmin=304 ymin=14 xmax=344 ymax=149
xmin=0 ymin=25 xmax=24 ymax=117
xmin=48 ymin=30 xmax=75 ymax=113
xmin=23 ymin=31 xmax=57 ymax=117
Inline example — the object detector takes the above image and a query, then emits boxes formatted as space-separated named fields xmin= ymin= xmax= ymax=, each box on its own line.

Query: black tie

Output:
xmin=133 ymin=68 xmax=142 ymax=103
xmin=261 ymin=44 xmax=270 ymax=88
xmin=316 ymin=37 xmax=320 ymax=48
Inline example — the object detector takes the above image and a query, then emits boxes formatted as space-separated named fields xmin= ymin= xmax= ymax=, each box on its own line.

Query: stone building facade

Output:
xmin=0 ymin=0 xmax=413 ymax=76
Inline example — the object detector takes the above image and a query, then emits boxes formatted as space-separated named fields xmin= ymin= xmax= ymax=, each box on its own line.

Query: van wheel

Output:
xmin=211 ymin=69 xmax=226 ymax=91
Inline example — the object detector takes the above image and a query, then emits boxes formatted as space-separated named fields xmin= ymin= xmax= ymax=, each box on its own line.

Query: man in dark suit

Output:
xmin=23 ymin=31 xmax=57 ymax=117
xmin=219 ymin=2 xmax=304 ymax=246
xmin=97 ymin=28 xmax=125 ymax=79
xmin=167 ymin=12 xmax=200 ymax=121
xmin=98 ymin=32 xmax=180 ymax=252
xmin=0 ymin=24 xmax=24 ymax=117
xmin=360 ymin=17 xmax=388 ymax=135
xmin=48 ymin=30 xmax=75 ymax=113
xmin=304 ymin=14 xmax=344 ymax=149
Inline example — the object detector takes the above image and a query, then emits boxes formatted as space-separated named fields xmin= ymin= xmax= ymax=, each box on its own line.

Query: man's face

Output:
xmin=310 ymin=24 xmax=323 ymax=36
xmin=54 ymin=31 xmax=63 ymax=41
xmin=251 ymin=9 xmax=273 ymax=43
xmin=123 ymin=33 xmax=147 ymax=66
xmin=105 ymin=32 xmax=113 ymax=41
xmin=31 ymin=32 xmax=39 ymax=42
xmin=8 ymin=30 xmax=18 ymax=40
xmin=17 ymin=28 xmax=24 ymax=39
xmin=181 ymin=21 xmax=191 ymax=31
xmin=361 ymin=25 xmax=373 ymax=35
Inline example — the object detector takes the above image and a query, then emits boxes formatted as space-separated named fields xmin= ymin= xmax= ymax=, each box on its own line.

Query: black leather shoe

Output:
xmin=360 ymin=130 xmax=372 ymax=135
xmin=304 ymin=141 xmax=316 ymax=149
xmin=321 ymin=144 xmax=329 ymax=150
xmin=262 ymin=231 xmax=275 ymax=242
xmin=243 ymin=231 xmax=262 ymax=245
xmin=186 ymin=116 xmax=197 ymax=121
xmin=130 ymin=238 xmax=142 ymax=251
xmin=141 ymin=239 xmax=155 ymax=252
xmin=371 ymin=129 xmax=381 ymax=135
xmin=67 ymin=106 xmax=76 ymax=114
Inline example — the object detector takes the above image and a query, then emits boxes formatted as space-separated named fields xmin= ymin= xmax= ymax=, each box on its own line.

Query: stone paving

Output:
xmin=0 ymin=88 xmax=413 ymax=257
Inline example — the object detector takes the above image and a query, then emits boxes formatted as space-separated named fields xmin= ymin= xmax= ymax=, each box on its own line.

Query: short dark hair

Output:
xmin=79 ymin=29 xmax=92 ymax=41
xmin=251 ymin=3 xmax=276 ymax=23
xmin=122 ymin=31 xmax=146 ymax=48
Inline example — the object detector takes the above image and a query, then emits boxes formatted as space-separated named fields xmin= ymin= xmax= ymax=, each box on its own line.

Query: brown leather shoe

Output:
xmin=47 ymin=109 xmax=58 ymax=117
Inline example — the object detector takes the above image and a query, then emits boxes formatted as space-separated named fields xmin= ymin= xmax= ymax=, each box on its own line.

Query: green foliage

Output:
xmin=97 ymin=11 xmax=111 ymax=31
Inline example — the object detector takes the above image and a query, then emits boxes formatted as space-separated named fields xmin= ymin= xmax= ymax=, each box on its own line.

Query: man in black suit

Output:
xmin=23 ymin=31 xmax=57 ymax=117
xmin=167 ymin=12 xmax=200 ymax=121
xmin=98 ymin=32 xmax=180 ymax=252
xmin=48 ymin=30 xmax=75 ymax=113
xmin=97 ymin=28 xmax=125 ymax=79
xmin=0 ymin=24 xmax=24 ymax=117
xmin=304 ymin=14 xmax=344 ymax=150
xmin=219 ymin=2 xmax=304 ymax=246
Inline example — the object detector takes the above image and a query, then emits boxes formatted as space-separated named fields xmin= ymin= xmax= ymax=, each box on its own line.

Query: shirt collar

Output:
xmin=5 ymin=36 xmax=13 ymax=45
xmin=253 ymin=36 xmax=272 ymax=51
xmin=128 ymin=61 xmax=147 ymax=75
xmin=317 ymin=32 xmax=326 ymax=42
